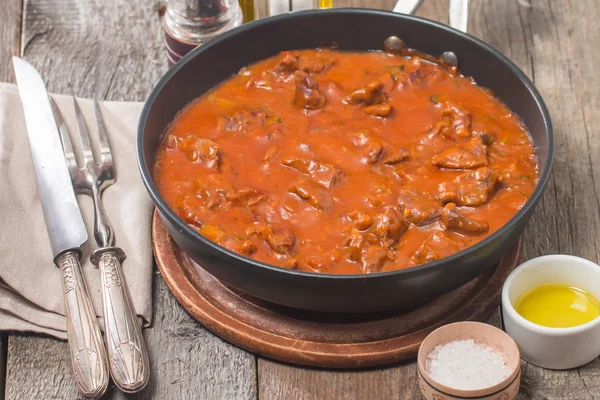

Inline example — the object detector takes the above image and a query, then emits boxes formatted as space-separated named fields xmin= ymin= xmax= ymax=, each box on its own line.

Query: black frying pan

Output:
xmin=137 ymin=9 xmax=553 ymax=313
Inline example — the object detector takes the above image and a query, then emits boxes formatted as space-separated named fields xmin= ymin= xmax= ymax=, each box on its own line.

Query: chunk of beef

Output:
xmin=359 ymin=244 xmax=393 ymax=273
xmin=222 ymin=108 xmax=273 ymax=134
xmin=304 ymin=248 xmax=344 ymax=272
xmin=440 ymin=203 xmax=489 ymax=235
xmin=365 ymin=195 xmax=385 ymax=208
xmin=281 ymin=157 xmax=313 ymax=174
xmin=348 ymin=211 xmax=373 ymax=231
xmin=364 ymin=140 xmax=383 ymax=164
xmin=225 ymin=188 xmax=265 ymax=207
xmin=381 ymin=147 xmax=410 ymax=165
xmin=344 ymin=230 xmax=393 ymax=273
xmin=281 ymin=157 xmax=344 ymax=188
xmin=372 ymin=164 xmax=406 ymax=185
xmin=221 ymin=237 xmax=257 ymax=256
xmin=165 ymin=135 xmax=178 ymax=150
xmin=294 ymin=71 xmax=326 ymax=110
xmin=364 ymin=103 xmax=393 ymax=117
xmin=272 ymin=51 xmax=336 ymax=78
xmin=392 ymin=65 xmax=415 ymax=90
xmin=304 ymin=255 xmax=331 ymax=273
xmin=444 ymin=103 xmax=471 ymax=138
xmin=288 ymin=177 xmax=333 ymax=210
xmin=282 ymin=257 xmax=299 ymax=269
xmin=223 ymin=111 xmax=252 ymax=133
xmin=346 ymin=230 xmax=366 ymax=262
xmin=265 ymin=229 xmax=295 ymax=255
xmin=344 ymin=81 xmax=385 ymax=105
xmin=432 ymin=137 xmax=488 ymax=169
xmin=405 ymin=57 xmax=423 ymax=74
xmin=177 ymin=135 xmax=219 ymax=169
xmin=351 ymin=131 xmax=383 ymax=165
xmin=431 ymin=118 xmax=452 ymax=139
xmin=392 ymin=57 xmax=448 ymax=89
xmin=197 ymin=187 xmax=226 ymax=210
xmin=345 ymin=229 xmax=380 ymax=259
xmin=311 ymin=162 xmax=344 ymax=188
xmin=433 ymin=103 xmax=472 ymax=140
xmin=246 ymin=72 xmax=275 ymax=90
xmin=378 ymin=71 xmax=396 ymax=93
xmin=343 ymin=76 xmax=389 ymax=106
xmin=364 ymin=183 xmax=396 ymax=209
xmin=411 ymin=232 xmax=462 ymax=265
xmin=391 ymin=165 xmax=434 ymax=186
xmin=179 ymin=195 xmax=206 ymax=226
xmin=254 ymin=223 xmax=295 ymax=255
xmin=437 ymin=167 xmax=502 ymax=207
xmin=371 ymin=208 xmax=409 ymax=246
xmin=300 ymin=54 xmax=336 ymax=74
xmin=240 ymin=240 xmax=257 ymax=255
xmin=397 ymin=189 xmax=442 ymax=226
xmin=183 ymin=181 xmax=228 ymax=216
xmin=273 ymin=52 xmax=300 ymax=75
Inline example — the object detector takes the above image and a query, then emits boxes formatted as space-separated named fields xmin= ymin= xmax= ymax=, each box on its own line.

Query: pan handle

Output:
xmin=392 ymin=0 xmax=423 ymax=15
xmin=392 ymin=0 xmax=469 ymax=33
xmin=449 ymin=0 xmax=469 ymax=33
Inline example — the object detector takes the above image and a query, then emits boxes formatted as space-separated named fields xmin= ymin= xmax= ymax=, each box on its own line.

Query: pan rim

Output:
xmin=137 ymin=8 xmax=554 ymax=281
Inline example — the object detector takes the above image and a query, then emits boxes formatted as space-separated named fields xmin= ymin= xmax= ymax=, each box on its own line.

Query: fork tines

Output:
xmin=50 ymin=97 xmax=114 ymax=171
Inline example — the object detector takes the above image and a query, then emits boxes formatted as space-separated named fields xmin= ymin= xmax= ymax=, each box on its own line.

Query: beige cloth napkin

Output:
xmin=0 ymin=82 xmax=153 ymax=340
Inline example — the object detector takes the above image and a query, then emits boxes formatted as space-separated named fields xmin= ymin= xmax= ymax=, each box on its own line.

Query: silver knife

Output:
xmin=13 ymin=57 xmax=109 ymax=400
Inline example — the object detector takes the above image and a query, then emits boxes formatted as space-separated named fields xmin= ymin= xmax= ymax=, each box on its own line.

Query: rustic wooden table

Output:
xmin=1 ymin=0 xmax=598 ymax=398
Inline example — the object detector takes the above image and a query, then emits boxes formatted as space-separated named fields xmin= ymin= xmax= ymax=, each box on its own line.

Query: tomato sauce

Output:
xmin=155 ymin=49 xmax=538 ymax=274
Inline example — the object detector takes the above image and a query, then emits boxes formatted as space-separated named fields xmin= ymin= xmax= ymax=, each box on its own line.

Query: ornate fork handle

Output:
xmin=90 ymin=185 xmax=114 ymax=248
xmin=91 ymin=247 xmax=150 ymax=392
xmin=57 ymin=251 xmax=109 ymax=399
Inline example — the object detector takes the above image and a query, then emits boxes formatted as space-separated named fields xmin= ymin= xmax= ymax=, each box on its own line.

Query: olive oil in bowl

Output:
xmin=515 ymin=284 xmax=600 ymax=328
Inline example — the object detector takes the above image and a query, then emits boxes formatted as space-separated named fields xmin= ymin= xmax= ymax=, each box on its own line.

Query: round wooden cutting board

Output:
xmin=152 ymin=211 xmax=520 ymax=368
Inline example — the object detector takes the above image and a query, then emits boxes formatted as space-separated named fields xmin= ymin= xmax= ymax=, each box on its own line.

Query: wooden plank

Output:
xmin=0 ymin=0 xmax=22 ymax=82
xmin=5 ymin=0 xmax=258 ymax=399
xmin=18 ymin=0 xmax=166 ymax=100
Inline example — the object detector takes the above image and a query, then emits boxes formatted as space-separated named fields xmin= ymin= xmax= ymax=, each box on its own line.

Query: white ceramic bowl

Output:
xmin=502 ymin=255 xmax=600 ymax=369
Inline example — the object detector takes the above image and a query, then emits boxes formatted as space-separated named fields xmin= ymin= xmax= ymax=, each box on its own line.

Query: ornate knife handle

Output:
xmin=91 ymin=247 xmax=150 ymax=393
xmin=56 ymin=250 xmax=109 ymax=400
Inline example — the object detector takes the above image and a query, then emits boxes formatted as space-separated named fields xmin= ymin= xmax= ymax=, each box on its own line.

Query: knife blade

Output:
xmin=12 ymin=57 xmax=87 ymax=257
xmin=13 ymin=57 xmax=109 ymax=400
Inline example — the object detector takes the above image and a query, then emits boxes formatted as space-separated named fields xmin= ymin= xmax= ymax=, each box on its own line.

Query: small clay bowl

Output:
xmin=417 ymin=321 xmax=521 ymax=400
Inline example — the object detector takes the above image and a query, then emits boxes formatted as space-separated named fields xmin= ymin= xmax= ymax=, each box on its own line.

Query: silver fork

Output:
xmin=51 ymin=97 xmax=150 ymax=393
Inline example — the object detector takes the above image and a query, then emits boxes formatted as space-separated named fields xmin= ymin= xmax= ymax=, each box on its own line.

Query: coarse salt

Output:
xmin=426 ymin=339 xmax=511 ymax=390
